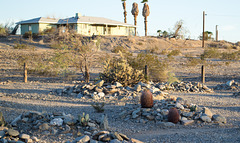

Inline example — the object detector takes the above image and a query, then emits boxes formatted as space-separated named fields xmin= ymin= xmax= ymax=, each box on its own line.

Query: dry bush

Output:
xmin=99 ymin=54 xmax=145 ymax=86
xmin=220 ymin=51 xmax=240 ymax=60
xmin=128 ymin=53 xmax=169 ymax=82
xmin=200 ymin=48 xmax=221 ymax=59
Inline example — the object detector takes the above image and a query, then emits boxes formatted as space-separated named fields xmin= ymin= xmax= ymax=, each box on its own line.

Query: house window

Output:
xmin=29 ymin=25 xmax=32 ymax=31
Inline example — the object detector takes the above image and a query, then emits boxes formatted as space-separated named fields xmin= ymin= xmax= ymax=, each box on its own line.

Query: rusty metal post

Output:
xmin=201 ymin=65 xmax=205 ymax=83
xmin=202 ymin=11 xmax=205 ymax=48
xmin=24 ymin=63 xmax=27 ymax=83
xmin=144 ymin=65 xmax=148 ymax=80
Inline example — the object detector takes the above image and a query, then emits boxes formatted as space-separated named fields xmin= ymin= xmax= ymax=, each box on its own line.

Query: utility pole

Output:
xmin=216 ymin=25 xmax=218 ymax=42
xmin=202 ymin=11 xmax=206 ymax=48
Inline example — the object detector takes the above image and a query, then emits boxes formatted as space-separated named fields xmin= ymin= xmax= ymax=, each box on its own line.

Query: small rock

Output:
xmin=88 ymin=122 xmax=96 ymax=127
xmin=19 ymin=133 xmax=30 ymax=140
xmin=0 ymin=130 xmax=5 ymax=138
xmin=203 ymin=107 xmax=213 ymax=118
xmin=1 ymin=138 xmax=8 ymax=143
xmin=200 ymin=115 xmax=211 ymax=123
xmin=110 ymin=139 xmax=121 ymax=143
xmin=98 ymin=92 xmax=105 ymax=98
xmin=113 ymin=132 xmax=123 ymax=141
xmin=95 ymin=80 xmax=104 ymax=87
xmin=50 ymin=118 xmax=63 ymax=126
xmin=182 ymin=112 xmax=193 ymax=118
xmin=39 ymin=123 xmax=50 ymax=130
xmin=134 ymin=84 xmax=142 ymax=92
xmin=212 ymin=114 xmax=227 ymax=124
xmin=182 ymin=120 xmax=194 ymax=125
xmin=146 ymin=115 xmax=155 ymax=121
xmin=226 ymin=80 xmax=234 ymax=86
xmin=8 ymin=129 xmax=19 ymax=137
xmin=158 ymin=122 xmax=175 ymax=127
xmin=31 ymin=136 xmax=39 ymax=142
xmin=114 ymin=82 xmax=123 ymax=87
xmin=73 ymin=135 xmax=90 ymax=143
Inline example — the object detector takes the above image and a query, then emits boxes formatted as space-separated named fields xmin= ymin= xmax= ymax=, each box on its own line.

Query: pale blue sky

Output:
xmin=1 ymin=0 xmax=240 ymax=42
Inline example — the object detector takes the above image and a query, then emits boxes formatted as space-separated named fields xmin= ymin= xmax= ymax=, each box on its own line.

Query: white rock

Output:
xmin=50 ymin=118 xmax=63 ymax=126
xmin=98 ymin=92 xmax=105 ymax=98
xmin=226 ymin=80 xmax=234 ymax=86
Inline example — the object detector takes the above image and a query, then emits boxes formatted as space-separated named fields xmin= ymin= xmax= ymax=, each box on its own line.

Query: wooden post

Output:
xmin=144 ymin=65 xmax=148 ymax=80
xmin=24 ymin=63 xmax=27 ymax=83
xmin=201 ymin=65 xmax=205 ymax=83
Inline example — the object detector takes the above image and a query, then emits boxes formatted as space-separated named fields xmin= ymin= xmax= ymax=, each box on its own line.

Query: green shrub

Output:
xmin=221 ymin=51 xmax=240 ymax=60
xmin=167 ymin=49 xmax=181 ymax=57
xmin=0 ymin=24 xmax=8 ymax=37
xmin=111 ymin=46 xmax=125 ymax=53
xmin=13 ymin=43 xmax=28 ymax=49
xmin=23 ymin=31 xmax=32 ymax=38
xmin=99 ymin=56 xmax=145 ymax=86
xmin=128 ymin=53 xmax=169 ymax=82
xmin=200 ymin=48 xmax=221 ymax=59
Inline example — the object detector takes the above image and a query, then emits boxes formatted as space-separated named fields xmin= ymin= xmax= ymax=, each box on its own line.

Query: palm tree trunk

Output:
xmin=144 ymin=16 xmax=148 ymax=36
xmin=134 ymin=15 xmax=137 ymax=36
xmin=124 ymin=11 xmax=127 ymax=23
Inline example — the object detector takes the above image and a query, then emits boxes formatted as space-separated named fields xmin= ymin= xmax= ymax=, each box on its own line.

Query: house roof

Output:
xmin=16 ymin=17 xmax=59 ymax=24
xmin=17 ymin=15 xmax=135 ymax=27
xmin=58 ymin=16 xmax=135 ymax=27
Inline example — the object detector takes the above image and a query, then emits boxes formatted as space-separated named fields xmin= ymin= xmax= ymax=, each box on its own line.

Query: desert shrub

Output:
xmin=23 ymin=31 xmax=32 ymax=38
xmin=160 ymin=49 xmax=168 ymax=55
xmin=13 ymin=43 xmax=28 ymax=49
xmin=220 ymin=51 xmax=240 ymax=60
xmin=128 ymin=53 xmax=169 ymax=82
xmin=200 ymin=48 xmax=221 ymax=59
xmin=0 ymin=24 xmax=8 ymax=37
xmin=111 ymin=46 xmax=125 ymax=53
xmin=186 ymin=57 xmax=204 ymax=66
xmin=167 ymin=49 xmax=181 ymax=57
xmin=99 ymin=55 xmax=145 ymax=86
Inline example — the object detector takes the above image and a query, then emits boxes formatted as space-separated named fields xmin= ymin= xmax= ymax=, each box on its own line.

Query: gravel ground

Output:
xmin=0 ymin=37 xmax=240 ymax=142
xmin=0 ymin=81 xmax=240 ymax=143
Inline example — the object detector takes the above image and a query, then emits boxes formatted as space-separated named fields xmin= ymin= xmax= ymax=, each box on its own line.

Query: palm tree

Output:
xmin=142 ymin=1 xmax=150 ymax=36
xmin=157 ymin=30 xmax=162 ymax=37
xmin=121 ymin=0 xmax=127 ymax=23
xmin=131 ymin=2 xmax=139 ymax=36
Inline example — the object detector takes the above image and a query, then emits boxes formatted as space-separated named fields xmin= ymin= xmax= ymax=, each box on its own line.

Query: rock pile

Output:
xmin=119 ymin=96 xmax=226 ymax=126
xmin=233 ymin=92 xmax=240 ymax=97
xmin=53 ymin=80 xmax=213 ymax=100
xmin=0 ymin=111 xmax=143 ymax=143
xmin=215 ymin=80 xmax=239 ymax=91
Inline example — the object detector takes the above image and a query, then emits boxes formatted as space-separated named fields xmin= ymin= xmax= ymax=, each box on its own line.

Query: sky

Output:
xmin=1 ymin=0 xmax=240 ymax=42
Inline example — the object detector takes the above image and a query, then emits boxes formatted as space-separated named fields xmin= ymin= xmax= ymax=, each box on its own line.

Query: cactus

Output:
xmin=0 ymin=112 xmax=6 ymax=127
xmin=91 ymin=102 xmax=105 ymax=113
xmin=78 ymin=112 xmax=89 ymax=127
xmin=168 ymin=108 xmax=179 ymax=124
xmin=190 ymin=105 xmax=197 ymax=112
xmin=140 ymin=89 xmax=153 ymax=108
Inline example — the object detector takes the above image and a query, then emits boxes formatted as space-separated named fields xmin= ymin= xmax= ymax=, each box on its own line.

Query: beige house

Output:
xmin=17 ymin=13 xmax=136 ymax=36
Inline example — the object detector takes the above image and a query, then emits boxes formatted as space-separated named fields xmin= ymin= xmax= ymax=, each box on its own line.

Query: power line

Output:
xmin=207 ymin=13 xmax=240 ymax=18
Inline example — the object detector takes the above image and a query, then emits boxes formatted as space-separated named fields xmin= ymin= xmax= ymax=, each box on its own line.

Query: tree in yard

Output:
xmin=71 ymin=37 xmax=98 ymax=83
xmin=121 ymin=0 xmax=127 ymax=23
xmin=142 ymin=1 xmax=150 ymax=36
xmin=199 ymin=31 xmax=214 ymax=41
xmin=131 ymin=2 xmax=139 ymax=36
xmin=157 ymin=30 xmax=162 ymax=37
xmin=172 ymin=19 xmax=188 ymax=39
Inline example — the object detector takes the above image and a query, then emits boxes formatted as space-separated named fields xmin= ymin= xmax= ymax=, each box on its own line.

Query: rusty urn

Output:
xmin=140 ymin=89 xmax=153 ymax=108
xmin=168 ymin=108 xmax=180 ymax=124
